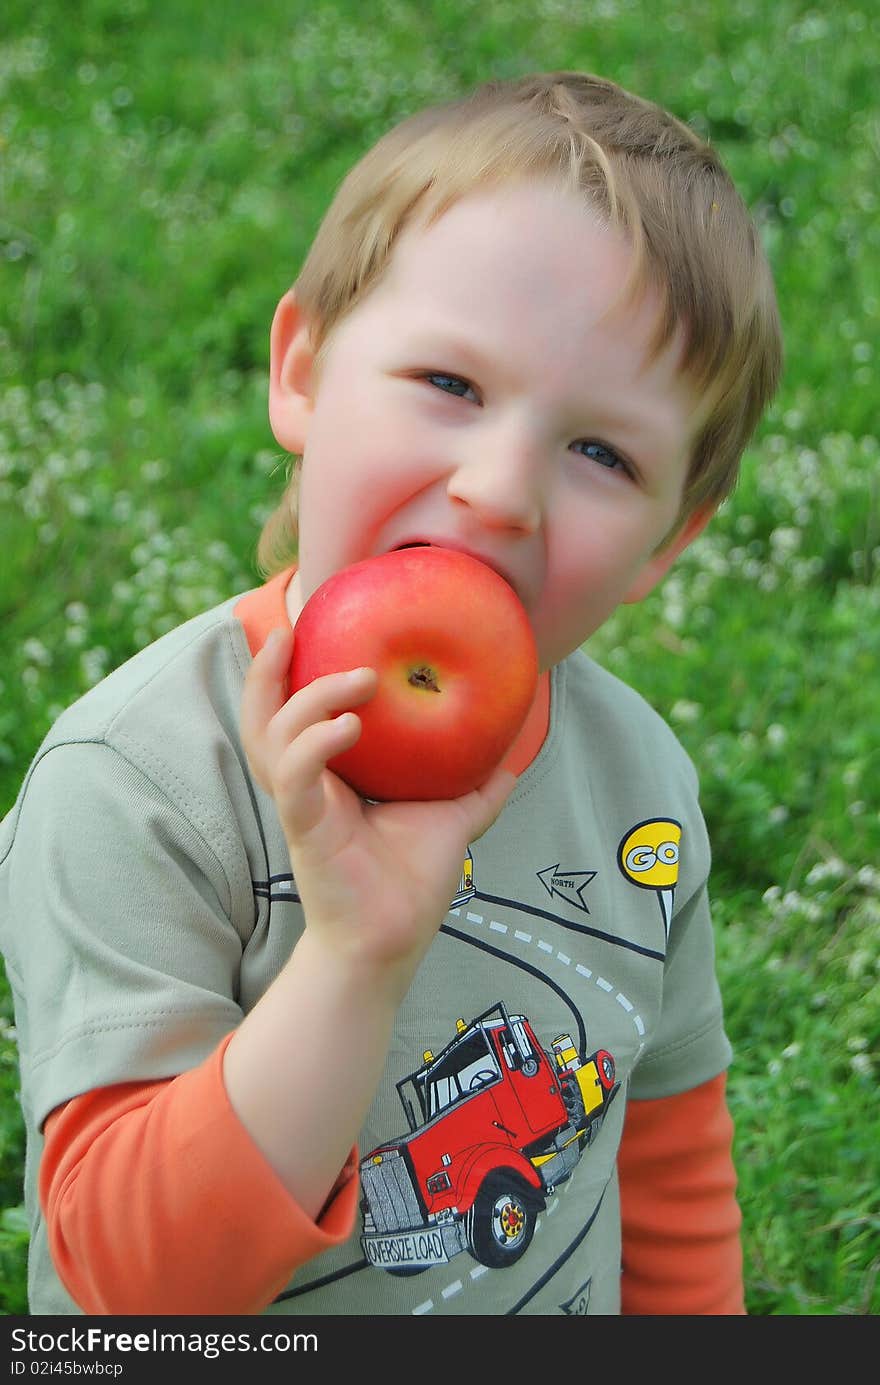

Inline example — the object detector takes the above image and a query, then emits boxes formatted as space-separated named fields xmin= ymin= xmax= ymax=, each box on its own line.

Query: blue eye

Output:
xmin=425 ymin=373 xmax=477 ymax=400
xmin=572 ymin=440 xmax=629 ymax=474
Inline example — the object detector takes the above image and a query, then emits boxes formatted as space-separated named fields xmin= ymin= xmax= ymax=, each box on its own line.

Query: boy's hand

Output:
xmin=240 ymin=627 xmax=515 ymax=991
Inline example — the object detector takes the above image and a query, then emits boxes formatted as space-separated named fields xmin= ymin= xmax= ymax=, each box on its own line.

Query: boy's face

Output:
xmin=271 ymin=179 xmax=712 ymax=672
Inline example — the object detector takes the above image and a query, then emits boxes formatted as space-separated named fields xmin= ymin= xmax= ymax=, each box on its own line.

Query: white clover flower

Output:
xmin=254 ymin=449 xmax=280 ymax=476
xmin=249 ymin=502 xmax=273 ymax=527
xmin=81 ymin=648 xmax=110 ymax=686
xmin=847 ymin=949 xmax=872 ymax=979
xmin=770 ymin=526 xmax=802 ymax=554
xmin=670 ymin=700 xmax=701 ymax=724
xmin=806 ymin=858 xmax=847 ymax=885
xmin=72 ymin=448 xmax=92 ymax=474
xmin=22 ymin=638 xmax=51 ymax=666
xmin=850 ymin=1054 xmax=873 ymax=1077
xmin=46 ymin=452 xmax=69 ymax=479
xmin=769 ymin=805 xmax=790 ymax=825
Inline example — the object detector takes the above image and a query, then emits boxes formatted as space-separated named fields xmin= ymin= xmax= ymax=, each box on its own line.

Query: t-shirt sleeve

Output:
xmin=40 ymin=1033 xmax=358 ymax=1315
xmin=628 ymin=835 xmax=732 ymax=1100
xmin=4 ymin=739 xmax=251 ymax=1128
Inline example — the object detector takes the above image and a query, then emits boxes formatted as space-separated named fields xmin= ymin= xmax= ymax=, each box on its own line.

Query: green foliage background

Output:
xmin=1 ymin=0 xmax=878 ymax=1315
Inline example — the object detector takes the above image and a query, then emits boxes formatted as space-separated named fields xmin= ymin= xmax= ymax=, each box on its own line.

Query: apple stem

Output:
xmin=408 ymin=665 xmax=441 ymax=693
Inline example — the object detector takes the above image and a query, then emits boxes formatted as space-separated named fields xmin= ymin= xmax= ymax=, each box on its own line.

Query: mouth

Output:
xmin=391 ymin=540 xmax=522 ymax=599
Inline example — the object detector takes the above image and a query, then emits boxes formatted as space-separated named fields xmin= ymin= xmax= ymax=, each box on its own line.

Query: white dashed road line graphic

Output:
xmin=448 ymin=904 xmax=647 ymax=1046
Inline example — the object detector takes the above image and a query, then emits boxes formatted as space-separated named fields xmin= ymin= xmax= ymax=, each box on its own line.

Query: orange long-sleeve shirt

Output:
xmin=39 ymin=569 xmax=744 ymax=1315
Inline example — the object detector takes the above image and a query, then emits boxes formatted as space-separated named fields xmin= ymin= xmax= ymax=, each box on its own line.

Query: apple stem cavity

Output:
xmin=408 ymin=665 xmax=441 ymax=693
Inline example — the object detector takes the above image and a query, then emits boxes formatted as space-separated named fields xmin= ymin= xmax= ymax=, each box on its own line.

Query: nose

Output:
xmin=445 ymin=428 xmax=544 ymax=534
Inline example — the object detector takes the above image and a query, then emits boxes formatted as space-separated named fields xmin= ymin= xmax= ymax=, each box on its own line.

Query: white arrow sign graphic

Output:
xmin=537 ymin=865 xmax=597 ymax=914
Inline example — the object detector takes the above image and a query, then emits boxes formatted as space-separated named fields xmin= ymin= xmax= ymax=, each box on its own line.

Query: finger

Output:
xmin=273 ymin=711 xmax=364 ymax=838
xmin=271 ymin=665 xmax=378 ymax=745
xmin=240 ymin=626 xmax=295 ymax=758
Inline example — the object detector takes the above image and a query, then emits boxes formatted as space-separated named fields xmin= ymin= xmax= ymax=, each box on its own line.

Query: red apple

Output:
xmin=288 ymin=547 xmax=538 ymax=801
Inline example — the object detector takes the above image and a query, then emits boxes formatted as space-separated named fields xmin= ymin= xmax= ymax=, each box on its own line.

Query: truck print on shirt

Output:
xmin=360 ymin=1001 xmax=619 ymax=1274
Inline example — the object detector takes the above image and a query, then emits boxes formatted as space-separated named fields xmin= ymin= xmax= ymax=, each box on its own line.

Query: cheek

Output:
xmin=296 ymin=396 xmax=431 ymax=584
xmin=533 ymin=543 xmax=646 ymax=664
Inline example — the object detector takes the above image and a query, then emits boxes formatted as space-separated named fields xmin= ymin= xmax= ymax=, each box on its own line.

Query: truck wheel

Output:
xmin=467 ymin=1173 xmax=539 ymax=1269
xmin=595 ymin=1049 xmax=615 ymax=1090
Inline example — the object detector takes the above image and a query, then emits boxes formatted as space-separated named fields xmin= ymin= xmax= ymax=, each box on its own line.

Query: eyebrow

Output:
xmin=403 ymin=330 xmax=501 ymax=381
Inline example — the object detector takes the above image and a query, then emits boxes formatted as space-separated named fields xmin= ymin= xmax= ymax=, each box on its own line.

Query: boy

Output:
xmin=0 ymin=71 xmax=781 ymax=1315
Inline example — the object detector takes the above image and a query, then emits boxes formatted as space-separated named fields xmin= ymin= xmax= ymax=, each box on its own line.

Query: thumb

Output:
xmin=459 ymin=766 xmax=517 ymax=843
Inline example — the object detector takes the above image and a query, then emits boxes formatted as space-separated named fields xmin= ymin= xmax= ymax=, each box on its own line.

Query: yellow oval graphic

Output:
xmin=618 ymin=819 xmax=681 ymax=890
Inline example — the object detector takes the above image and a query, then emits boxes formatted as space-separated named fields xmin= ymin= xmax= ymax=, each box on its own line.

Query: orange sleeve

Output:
xmin=618 ymin=1072 xmax=745 ymax=1314
xmin=39 ymin=1033 xmax=358 ymax=1316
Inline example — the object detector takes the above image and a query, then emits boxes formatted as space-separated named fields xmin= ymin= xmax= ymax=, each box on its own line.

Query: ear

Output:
xmin=622 ymin=503 xmax=715 ymax=605
xmin=268 ymin=289 xmax=317 ymax=454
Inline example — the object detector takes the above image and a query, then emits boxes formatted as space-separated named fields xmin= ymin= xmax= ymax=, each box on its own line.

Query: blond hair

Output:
xmin=258 ymin=71 xmax=782 ymax=576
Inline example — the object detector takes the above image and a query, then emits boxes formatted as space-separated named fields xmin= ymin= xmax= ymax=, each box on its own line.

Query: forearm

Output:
xmin=228 ymin=626 xmax=513 ymax=1219
xmin=618 ymin=1074 xmax=745 ymax=1315
xmin=222 ymin=928 xmax=405 ymax=1220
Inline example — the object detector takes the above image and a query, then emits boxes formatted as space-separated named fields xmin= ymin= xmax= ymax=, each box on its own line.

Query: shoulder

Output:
xmin=550 ymin=651 xmax=710 ymax=895
xmin=45 ymin=594 xmax=251 ymax=748
xmin=560 ymin=649 xmax=699 ymax=789
xmin=2 ymin=593 xmax=256 ymax=858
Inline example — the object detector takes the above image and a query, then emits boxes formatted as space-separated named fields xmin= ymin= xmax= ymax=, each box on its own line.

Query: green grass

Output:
xmin=1 ymin=0 xmax=878 ymax=1315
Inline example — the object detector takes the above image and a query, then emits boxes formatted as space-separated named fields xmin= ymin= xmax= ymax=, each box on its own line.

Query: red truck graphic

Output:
xmin=360 ymin=1002 xmax=618 ymax=1273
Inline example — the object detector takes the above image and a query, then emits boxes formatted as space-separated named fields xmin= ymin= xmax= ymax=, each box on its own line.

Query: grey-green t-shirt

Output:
xmin=0 ymin=594 xmax=731 ymax=1315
